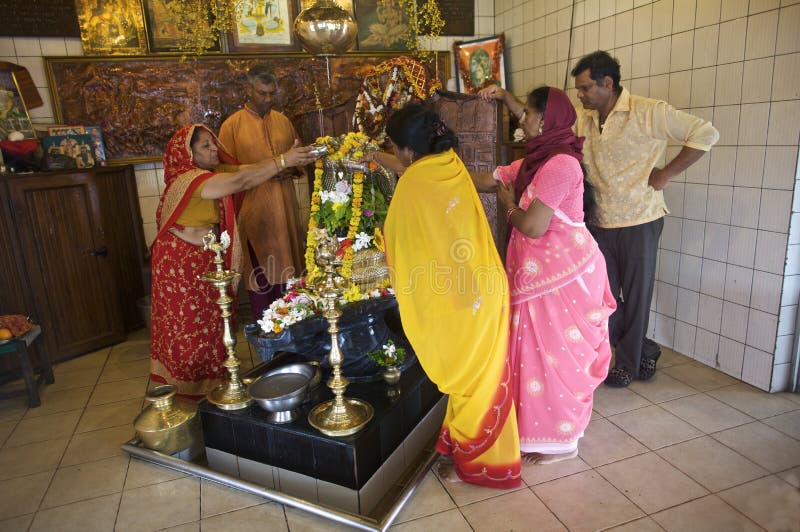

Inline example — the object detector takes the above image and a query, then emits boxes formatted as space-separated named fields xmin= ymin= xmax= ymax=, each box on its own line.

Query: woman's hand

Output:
xmin=283 ymin=139 xmax=317 ymax=168
xmin=478 ymin=85 xmax=507 ymax=102
xmin=496 ymin=181 xmax=516 ymax=212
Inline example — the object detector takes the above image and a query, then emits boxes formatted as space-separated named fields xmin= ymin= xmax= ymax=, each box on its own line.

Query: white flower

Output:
xmin=353 ymin=231 xmax=373 ymax=252
xmin=334 ymin=179 xmax=352 ymax=195
xmin=320 ymin=190 xmax=350 ymax=204
xmin=513 ymin=127 xmax=526 ymax=142
xmin=219 ymin=230 xmax=231 ymax=250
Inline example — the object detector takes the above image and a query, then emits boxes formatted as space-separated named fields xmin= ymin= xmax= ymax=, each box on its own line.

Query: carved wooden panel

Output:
xmin=45 ymin=52 xmax=448 ymax=163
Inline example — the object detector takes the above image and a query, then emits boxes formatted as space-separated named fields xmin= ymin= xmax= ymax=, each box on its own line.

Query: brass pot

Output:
xmin=134 ymin=385 xmax=203 ymax=456
xmin=381 ymin=365 xmax=401 ymax=385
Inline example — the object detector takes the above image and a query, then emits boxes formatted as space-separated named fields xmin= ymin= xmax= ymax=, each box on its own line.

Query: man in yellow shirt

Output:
xmin=219 ymin=65 xmax=308 ymax=320
xmin=572 ymin=51 xmax=719 ymax=387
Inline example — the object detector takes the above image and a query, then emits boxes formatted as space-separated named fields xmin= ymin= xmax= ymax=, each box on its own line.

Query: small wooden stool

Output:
xmin=0 ymin=325 xmax=54 ymax=407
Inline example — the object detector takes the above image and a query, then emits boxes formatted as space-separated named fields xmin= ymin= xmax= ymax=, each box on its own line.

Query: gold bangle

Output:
xmin=280 ymin=154 xmax=286 ymax=168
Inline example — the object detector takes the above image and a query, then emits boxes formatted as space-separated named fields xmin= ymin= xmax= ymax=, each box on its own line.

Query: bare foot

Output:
xmin=522 ymin=448 xmax=578 ymax=465
xmin=436 ymin=459 xmax=462 ymax=483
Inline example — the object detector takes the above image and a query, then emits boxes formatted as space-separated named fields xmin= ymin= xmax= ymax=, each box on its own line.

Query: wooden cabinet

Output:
xmin=0 ymin=166 xmax=147 ymax=365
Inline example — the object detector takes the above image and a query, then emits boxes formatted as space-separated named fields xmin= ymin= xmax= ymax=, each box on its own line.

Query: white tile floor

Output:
xmin=0 ymin=331 xmax=798 ymax=531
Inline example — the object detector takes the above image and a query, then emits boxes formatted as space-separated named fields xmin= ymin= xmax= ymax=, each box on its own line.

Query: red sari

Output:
xmin=149 ymin=124 xmax=241 ymax=398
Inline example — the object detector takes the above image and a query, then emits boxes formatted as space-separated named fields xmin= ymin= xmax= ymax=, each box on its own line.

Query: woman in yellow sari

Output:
xmin=384 ymin=105 xmax=521 ymax=488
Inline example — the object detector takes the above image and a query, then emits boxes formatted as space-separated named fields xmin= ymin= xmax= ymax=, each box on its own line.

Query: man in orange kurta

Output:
xmin=218 ymin=66 xmax=307 ymax=319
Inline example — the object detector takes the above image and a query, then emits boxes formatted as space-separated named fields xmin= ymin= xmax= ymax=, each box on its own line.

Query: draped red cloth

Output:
xmin=515 ymin=87 xmax=584 ymax=202
xmin=150 ymin=124 xmax=241 ymax=398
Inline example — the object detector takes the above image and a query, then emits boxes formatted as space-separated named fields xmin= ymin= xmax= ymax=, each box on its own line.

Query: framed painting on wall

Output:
xmin=0 ymin=69 xmax=35 ymax=140
xmin=142 ymin=0 xmax=221 ymax=52
xmin=354 ymin=0 xmax=409 ymax=51
xmin=228 ymin=0 xmax=297 ymax=52
xmin=75 ymin=0 xmax=149 ymax=55
xmin=453 ymin=34 xmax=506 ymax=94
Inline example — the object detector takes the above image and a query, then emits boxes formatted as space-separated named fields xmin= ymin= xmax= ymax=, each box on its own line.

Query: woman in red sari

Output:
xmin=150 ymin=124 xmax=316 ymax=398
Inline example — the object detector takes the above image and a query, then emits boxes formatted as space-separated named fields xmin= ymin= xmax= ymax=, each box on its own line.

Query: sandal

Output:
xmin=604 ymin=367 xmax=633 ymax=388
xmin=638 ymin=357 xmax=658 ymax=381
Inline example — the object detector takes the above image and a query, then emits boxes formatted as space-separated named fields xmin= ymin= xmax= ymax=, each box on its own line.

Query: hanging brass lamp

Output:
xmin=293 ymin=0 xmax=358 ymax=56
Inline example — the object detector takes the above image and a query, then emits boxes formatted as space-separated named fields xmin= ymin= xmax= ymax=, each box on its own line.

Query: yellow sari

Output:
xmin=385 ymin=149 xmax=521 ymax=488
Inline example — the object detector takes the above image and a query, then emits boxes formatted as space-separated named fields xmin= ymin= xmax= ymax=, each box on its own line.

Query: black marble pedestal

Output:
xmin=198 ymin=358 xmax=442 ymax=491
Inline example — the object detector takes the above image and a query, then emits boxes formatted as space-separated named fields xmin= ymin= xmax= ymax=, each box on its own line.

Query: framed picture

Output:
xmin=75 ymin=0 xmax=148 ymax=55
xmin=0 ymin=69 xmax=35 ymax=140
xmin=453 ymin=34 xmax=506 ymax=94
xmin=228 ymin=0 xmax=297 ymax=52
xmin=43 ymin=134 xmax=96 ymax=169
xmin=142 ymin=0 xmax=221 ymax=53
xmin=354 ymin=0 xmax=409 ymax=51
xmin=48 ymin=125 xmax=86 ymax=136
xmin=85 ymin=125 xmax=108 ymax=166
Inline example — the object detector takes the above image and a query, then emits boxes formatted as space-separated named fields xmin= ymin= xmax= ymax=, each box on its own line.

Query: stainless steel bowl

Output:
xmin=248 ymin=363 xmax=316 ymax=423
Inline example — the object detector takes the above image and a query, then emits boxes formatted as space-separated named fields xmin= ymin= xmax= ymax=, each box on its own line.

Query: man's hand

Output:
xmin=648 ymin=168 xmax=670 ymax=190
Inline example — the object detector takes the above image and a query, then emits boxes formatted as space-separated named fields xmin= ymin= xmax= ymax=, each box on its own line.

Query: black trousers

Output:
xmin=589 ymin=218 xmax=663 ymax=378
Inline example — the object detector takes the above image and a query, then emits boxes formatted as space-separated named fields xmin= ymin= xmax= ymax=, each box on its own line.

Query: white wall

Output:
xmin=496 ymin=0 xmax=800 ymax=391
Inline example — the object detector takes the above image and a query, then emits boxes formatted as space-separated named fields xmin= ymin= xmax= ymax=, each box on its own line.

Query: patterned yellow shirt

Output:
xmin=576 ymin=89 xmax=719 ymax=228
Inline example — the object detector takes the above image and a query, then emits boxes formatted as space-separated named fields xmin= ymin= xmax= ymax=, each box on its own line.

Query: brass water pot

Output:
xmin=134 ymin=385 xmax=203 ymax=456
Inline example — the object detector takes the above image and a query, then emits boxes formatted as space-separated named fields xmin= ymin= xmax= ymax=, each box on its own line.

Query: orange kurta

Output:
xmin=218 ymin=107 xmax=305 ymax=286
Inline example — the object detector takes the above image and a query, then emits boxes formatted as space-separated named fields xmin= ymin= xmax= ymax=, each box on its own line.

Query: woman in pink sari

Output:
xmin=476 ymin=86 xmax=615 ymax=463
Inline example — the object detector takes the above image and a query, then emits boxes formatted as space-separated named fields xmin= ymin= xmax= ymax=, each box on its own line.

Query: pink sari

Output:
xmin=499 ymin=155 xmax=615 ymax=454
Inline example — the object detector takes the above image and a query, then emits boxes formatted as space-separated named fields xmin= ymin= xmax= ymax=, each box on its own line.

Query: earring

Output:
xmin=537 ymin=121 xmax=543 ymax=136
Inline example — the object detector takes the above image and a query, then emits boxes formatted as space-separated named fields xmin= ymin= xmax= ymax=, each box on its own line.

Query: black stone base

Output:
xmin=199 ymin=355 xmax=442 ymax=490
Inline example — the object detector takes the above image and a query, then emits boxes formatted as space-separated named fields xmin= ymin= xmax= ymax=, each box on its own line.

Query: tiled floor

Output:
xmin=0 ymin=333 xmax=798 ymax=531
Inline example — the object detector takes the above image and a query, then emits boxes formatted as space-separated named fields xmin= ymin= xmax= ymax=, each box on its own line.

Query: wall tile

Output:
xmin=682 ymin=219 xmax=706 ymax=255
xmin=599 ymin=16 xmax=615 ymax=50
xmin=683 ymin=183 xmax=707 ymax=219
xmin=751 ymin=270 xmax=784 ymax=313
xmin=771 ymin=362 xmax=792 ymax=392
xmin=717 ymin=337 xmax=745 ymax=377
xmin=714 ymin=62 xmax=743 ymax=105
xmin=632 ymin=5 xmax=652 ymax=44
xmin=143 ymin=223 xmax=157 ymax=248
xmin=737 ymin=103 xmax=770 ymax=145
xmin=759 ymin=189 xmax=793 ymax=232
xmin=745 ymin=9 xmax=779 ymax=60
xmin=585 ymin=0 xmax=600 ymax=21
xmin=629 ymin=77 xmax=650 ymax=96
xmin=699 ymin=294 xmax=724 ymax=332
xmin=742 ymin=346 xmax=774 ymax=390
xmin=39 ymin=38 xmax=67 ymax=56
xmin=694 ymin=328 xmax=720 ymax=365
xmin=663 ymin=182 xmax=684 ymax=216
xmin=696 ymin=0 xmax=722 ymax=26
xmin=712 ymin=105 xmax=740 ymax=145
xmin=650 ymin=73 xmax=670 ymax=100
xmin=724 ymin=264 xmax=754 ymax=305
xmin=741 ymin=58 xmax=774 ymax=103
xmin=785 ymin=243 xmax=800 ymax=275
xmin=754 ymin=230 xmax=789 ymax=274
xmin=749 ymin=0 xmax=780 ymax=14
xmin=65 ymin=39 xmax=83 ymax=55
xmin=701 ymin=258 xmax=727 ymax=297
xmin=659 ymin=249 xmax=681 ymax=284
xmin=690 ymin=66 xmax=716 ymax=107
xmin=630 ymin=41 xmax=650 ymax=77
xmin=600 ymin=0 xmax=615 ymax=18
xmin=570 ymin=26 xmax=585 ymax=58
xmin=721 ymin=300 xmax=750 ymax=342
xmin=584 ymin=21 xmax=599 ymax=52
xmin=774 ymin=334 xmax=794 ymax=363
xmin=783 ymin=274 xmax=800 ymax=307
xmin=557 ymin=30 xmax=571 ymax=62
xmin=778 ymin=304 xmax=797 ymax=335
xmin=704 ymin=222 xmax=730 ymax=261
xmin=617 ymin=0 xmax=634 ymax=11
xmin=668 ymin=71 xmax=692 ymax=109
xmin=727 ymin=226 xmax=758 ymax=267
xmin=662 ymin=216 xmax=683 ymax=251
xmin=767 ymin=97 xmax=800 ymax=145
xmin=762 ymin=146 xmax=798 ymax=190
xmin=534 ymin=38 xmax=546 ymax=68
xmin=776 ymin=4 xmax=800 ymax=53
xmin=706 ymin=185 xmax=733 ymax=224
xmin=679 ymin=252 xmax=703 ymax=291
xmin=733 ymin=146 xmax=765 ymax=187
xmin=650 ymin=36 xmax=671 ymax=75
xmin=138 ymin=196 xmax=159 ymax=225
xmin=709 ymin=146 xmax=737 ymax=184
xmin=692 ymin=25 xmax=719 ymax=69
xmin=771 ymin=52 xmax=800 ymax=100
xmin=670 ymin=30 xmax=694 ymax=72
xmin=0 ymin=37 xmax=15 ymax=56
xmin=12 ymin=37 xmax=41 ymax=56
xmin=134 ymin=168 xmax=159 ymax=197
xmin=676 ymin=287 xmax=700 ymax=323
xmin=730 ymin=186 xmax=761 ymax=228
xmin=656 ymin=281 xmax=678 ymax=315
xmin=654 ymin=313 xmax=676 ymax=346
xmin=674 ymin=321 xmax=697 ymax=356
xmin=672 ymin=0 xmax=697 ymax=32
xmin=615 ymin=10 xmax=633 ymax=48
xmin=652 ymin=0 xmax=674 ymax=38
xmin=717 ymin=18 xmax=747 ymax=63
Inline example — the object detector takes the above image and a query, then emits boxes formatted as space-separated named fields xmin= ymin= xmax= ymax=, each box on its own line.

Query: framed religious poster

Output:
xmin=354 ymin=0 xmax=409 ymax=51
xmin=228 ymin=0 xmax=297 ymax=52
xmin=75 ymin=0 xmax=149 ymax=55
xmin=142 ymin=0 xmax=221 ymax=52
xmin=0 ymin=69 xmax=35 ymax=139
xmin=453 ymin=34 xmax=506 ymax=94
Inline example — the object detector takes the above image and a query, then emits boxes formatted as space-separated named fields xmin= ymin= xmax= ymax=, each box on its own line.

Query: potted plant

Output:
xmin=367 ymin=339 xmax=406 ymax=385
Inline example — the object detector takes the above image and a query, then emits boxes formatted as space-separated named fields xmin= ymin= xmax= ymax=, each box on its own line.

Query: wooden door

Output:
xmin=8 ymin=172 xmax=124 ymax=361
